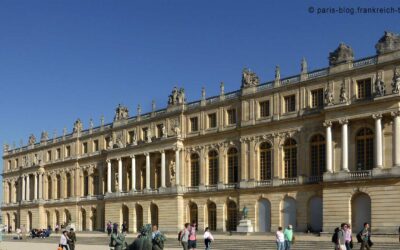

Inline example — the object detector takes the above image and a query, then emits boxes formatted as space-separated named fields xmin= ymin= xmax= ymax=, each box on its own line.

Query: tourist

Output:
xmin=109 ymin=224 xmax=125 ymax=250
xmin=68 ymin=228 xmax=76 ymax=250
xmin=360 ymin=222 xmax=372 ymax=250
xmin=152 ymin=224 xmax=160 ymax=240
xmin=276 ymin=227 xmax=285 ymax=250
xmin=334 ymin=223 xmax=346 ymax=250
xmin=59 ymin=230 xmax=71 ymax=250
xmin=180 ymin=223 xmax=190 ymax=250
xmin=16 ymin=227 xmax=22 ymax=240
xmin=122 ymin=221 xmax=128 ymax=233
xmin=188 ymin=221 xmax=197 ymax=250
xmin=203 ymin=227 xmax=214 ymax=250
xmin=55 ymin=224 xmax=59 ymax=234
xmin=344 ymin=224 xmax=352 ymax=250
xmin=107 ymin=221 xmax=112 ymax=236
xmin=152 ymin=224 xmax=166 ymax=250
xmin=283 ymin=225 xmax=293 ymax=250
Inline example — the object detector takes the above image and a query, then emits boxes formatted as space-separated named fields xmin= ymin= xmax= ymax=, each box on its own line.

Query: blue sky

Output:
xmin=0 ymin=0 xmax=399 ymax=200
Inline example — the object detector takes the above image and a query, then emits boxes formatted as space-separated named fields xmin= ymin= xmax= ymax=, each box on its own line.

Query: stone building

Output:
xmin=2 ymin=31 xmax=400 ymax=234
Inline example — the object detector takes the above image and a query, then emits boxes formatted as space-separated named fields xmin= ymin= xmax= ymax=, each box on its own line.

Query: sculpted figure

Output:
xmin=375 ymin=73 xmax=386 ymax=97
xmin=392 ymin=67 xmax=400 ymax=94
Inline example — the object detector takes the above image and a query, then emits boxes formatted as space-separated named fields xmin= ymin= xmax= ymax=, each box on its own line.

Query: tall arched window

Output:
xmin=310 ymin=134 xmax=326 ymax=176
xmin=191 ymin=154 xmax=200 ymax=186
xmin=356 ymin=128 xmax=374 ymax=170
xmin=208 ymin=150 xmax=219 ymax=185
xmin=227 ymin=148 xmax=239 ymax=183
xmin=260 ymin=142 xmax=272 ymax=180
xmin=283 ymin=139 xmax=297 ymax=178
xmin=227 ymin=201 xmax=238 ymax=231
xmin=207 ymin=202 xmax=217 ymax=231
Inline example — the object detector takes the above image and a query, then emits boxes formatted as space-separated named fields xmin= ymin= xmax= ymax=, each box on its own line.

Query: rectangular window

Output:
xmin=284 ymin=95 xmax=296 ymax=113
xmin=47 ymin=151 xmax=52 ymax=161
xmin=208 ymin=113 xmax=217 ymax=128
xmin=93 ymin=140 xmax=99 ymax=152
xmin=259 ymin=100 xmax=270 ymax=118
xmin=357 ymin=79 xmax=372 ymax=99
xmin=190 ymin=117 xmax=199 ymax=132
xmin=65 ymin=146 xmax=71 ymax=157
xmin=56 ymin=148 xmax=61 ymax=159
xmin=105 ymin=136 xmax=111 ymax=148
xmin=156 ymin=124 xmax=163 ymax=138
xmin=8 ymin=160 xmax=11 ymax=170
xmin=15 ymin=159 xmax=19 ymax=167
xmin=82 ymin=142 xmax=88 ymax=154
xmin=227 ymin=109 xmax=237 ymax=125
xmin=311 ymin=89 xmax=324 ymax=108
xmin=142 ymin=127 xmax=148 ymax=141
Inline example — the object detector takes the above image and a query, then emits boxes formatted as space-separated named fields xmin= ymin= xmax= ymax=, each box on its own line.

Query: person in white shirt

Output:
xmin=59 ymin=230 xmax=71 ymax=250
xmin=276 ymin=227 xmax=285 ymax=250
xmin=203 ymin=227 xmax=214 ymax=250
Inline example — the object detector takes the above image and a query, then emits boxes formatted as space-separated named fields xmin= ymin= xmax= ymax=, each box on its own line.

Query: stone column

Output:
xmin=175 ymin=149 xmax=180 ymax=186
xmin=131 ymin=155 xmax=136 ymax=191
xmin=160 ymin=150 xmax=166 ymax=188
xmin=38 ymin=173 xmax=43 ymax=199
xmin=34 ymin=173 xmax=38 ymax=200
xmin=107 ymin=160 xmax=112 ymax=193
xmin=27 ymin=175 xmax=31 ymax=201
xmin=218 ymin=147 xmax=225 ymax=184
xmin=339 ymin=119 xmax=349 ymax=172
xmin=240 ymin=139 xmax=247 ymax=181
xmin=324 ymin=121 xmax=333 ymax=173
xmin=145 ymin=153 xmax=151 ymax=190
xmin=118 ymin=158 xmax=123 ymax=192
xmin=373 ymin=114 xmax=383 ymax=168
xmin=392 ymin=111 xmax=400 ymax=167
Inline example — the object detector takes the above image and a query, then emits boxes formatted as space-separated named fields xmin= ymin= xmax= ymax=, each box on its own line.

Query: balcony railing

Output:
xmin=185 ymin=186 xmax=200 ymax=192
xmin=280 ymin=178 xmax=298 ymax=185
xmin=205 ymin=185 xmax=217 ymax=191
xmin=307 ymin=175 xmax=323 ymax=183
xmin=222 ymin=183 xmax=238 ymax=190
xmin=255 ymin=180 xmax=273 ymax=187
xmin=348 ymin=170 xmax=372 ymax=180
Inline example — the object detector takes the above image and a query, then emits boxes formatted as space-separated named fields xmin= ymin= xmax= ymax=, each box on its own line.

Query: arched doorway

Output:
xmin=136 ymin=204 xmax=143 ymax=231
xmin=282 ymin=197 xmax=297 ymax=230
xmin=81 ymin=208 xmax=87 ymax=231
xmin=91 ymin=207 xmax=97 ymax=231
xmin=258 ymin=199 xmax=271 ymax=232
xmin=45 ymin=211 xmax=51 ymax=228
xmin=122 ymin=205 xmax=129 ymax=232
xmin=150 ymin=203 xmax=159 ymax=226
xmin=352 ymin=193 xmax=371 ymax=232
xmin=13 ymin=212 xmax=18 ymax=231
xmin=27 ymin=211 xmax=32 ymax=230
xmin=189 ymin=202 xmax=198 ymax=227
xmin=308 ymin=196 xmax=323 ymax=232
xmin=64 ymin=209 xmax=72 ymax=225
xmin=207 ymin=202 xmax=217 ymax=231
xmin=227 ymin=201 xmax=237 ymax=231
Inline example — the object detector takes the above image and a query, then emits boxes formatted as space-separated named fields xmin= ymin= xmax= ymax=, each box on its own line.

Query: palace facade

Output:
xmin=3 ymin=31 xmax=400 ymax=234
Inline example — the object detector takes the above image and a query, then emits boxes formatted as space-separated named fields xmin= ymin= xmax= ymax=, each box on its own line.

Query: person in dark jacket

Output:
xmin=68 ymin=228 xmax=76 ymax=250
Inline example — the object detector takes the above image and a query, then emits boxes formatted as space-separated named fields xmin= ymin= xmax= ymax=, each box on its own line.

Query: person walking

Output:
xmin=109 ymin=224 xmax=125 ymax=250
xmin=283 ymin=225 xmax=294 ymax=250
xmin=107 ymin=221 xmax=112 ymax=236
xmin=203 ymin=227 xmax=214 ymax=250
xmin=122 ymin=221 xmax=128 ymax=233
xmin=276 ymin=227 xmax=285 ymax=250
xmin=344 ymin=224 xmax=352 ymax=250
xmin=59 ymin=230 xmax=71 ymax=250
xmin=188 ymin=221 xmax=197 ymax=250
xmin=360 ymin=222 xmax=371 ymax=250
xmin=335 ymin=223 xmax=346 ymax=250
xmin=68 ymin=228 xmax=76 ymax=250
xmin=180 ymin=223 xmax=190 ymax=250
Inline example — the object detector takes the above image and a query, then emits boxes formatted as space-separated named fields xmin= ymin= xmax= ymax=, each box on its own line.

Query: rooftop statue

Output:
xmin=114 ymin=104 xmax=129 ymax=121
xmin=73 ymin=119 xmax=83 ymax=133
xmin=375 ymin=31 xmax=400 ymax=55
xmin=28 ymin=134 xmax=36 ymax=145
xmin=40 ymin=131 xmax=49 ymax=142
xmin=329 ymin=43 xmax=354 ymax=66
xmin=392 ymin=67 xmax=400 ymax=94
xmin=241 ymin=68 xmax=259 ymax=88
xmin=168 ymin=86 xmax=186 ymax=105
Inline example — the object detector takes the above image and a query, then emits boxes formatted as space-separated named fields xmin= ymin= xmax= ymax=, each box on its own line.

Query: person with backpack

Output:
xmin=359 ymin=222 xmax=372 ymax=250
xmin=332 ymin=224 xmax=345 ymax=250
xmin=203 ymin=227 xmax=214 ymax=250
xmin=188 ymin=221 xmax=197 ymax=250
xmin=179 ymin=223 xmax=190 ymax=250
xmin=283 ymin=225 xmax=293 ymax=250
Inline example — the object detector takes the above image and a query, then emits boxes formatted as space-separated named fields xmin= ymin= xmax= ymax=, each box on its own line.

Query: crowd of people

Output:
xmin=178 ymin=221 xmax=214 ymax=250
xmin=332 ymin=222 xmax=372 ymax=250
xmin=30 ymin=227 xmax=52 ymax=238
xmin=275 ymin=225 xmax=294 ymax=250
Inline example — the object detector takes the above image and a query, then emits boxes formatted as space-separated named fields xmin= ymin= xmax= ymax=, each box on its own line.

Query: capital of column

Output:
xmin=144 ymin=152 xmax=149 ymax=156
xmin=130 ymin=155 xmax=136 ymax=159
xmin=106 ymin=159 xmax=111 ymax=163
xmin=339 ymin=118 xmax=349 ymax=125
xmin=323 ymin=120 xmax=332 ymax=127
xmin=372 ymin=113 xmax=383 ymax=120
xmin=159 ymin=149 xmax=165 ymax=154
xmin=391 ymin=111 xmax=400 ymax=117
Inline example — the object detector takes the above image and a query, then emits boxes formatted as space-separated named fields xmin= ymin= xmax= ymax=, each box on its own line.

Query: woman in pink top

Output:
xmin=344 ymin=223 xmax=352 ymax=250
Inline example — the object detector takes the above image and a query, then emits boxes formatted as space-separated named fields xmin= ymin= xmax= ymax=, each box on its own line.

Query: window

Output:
xmin=190 ymin=117 xmax=199 ymax=132
xmin=128 ymin=131 xmax=136 ymax=143
xmin=156 ymin=124 xmax=163 ymax=138
xmin=357 ymin=79 xmax=372 ymax=99
xmin=47 ymin=151 xmax=52 ymax=161
xmin=259 ymin=100 xmax=270 ymax=118
xmin=93 ymin=140 xmax=99 ymax=152
xmin=142 ymin=128 xmax=148 ymax=141
xmin=190 ymin=154 xmax=200 ymax=186
xmin=105 ymin=136 xmax=111 ymax=148
xmin=283 ymin=139 xmax=297 ymax=178
xmin=82 ymin=142 xmax=88 ymax=154
xmin=227 ymin=109 xmax=237 ymax=125
xmin=356 ymin=128 xmax=374 ymax=170
xmin=227 ymin=148 xmax=239 ymax=183
xmin=208 ymin=150 xmax=219 ymax=185
xmin=15 ymin=159 xmax=19 ymax=168
xmin=208 ymin=113 xmax=217 ymax=128
xmin=311 ymin=89 xmax=324 ymax=108
xmin=259 ymin=142 xmax=272 ymax=180
xmin=65 ymin=146 xmax=71 ymax=157
xmin=207 ymin=202 xmax=217 ymax=231
xmin=56 ymin=148 xmax=61 ymax=160
xmin=310 ymin=134 xmax=326 ymax=176
xmin=284 ymin=95 xmax=296 ymax=113
xmin=8 ymin=160 xmax=11 ymax=170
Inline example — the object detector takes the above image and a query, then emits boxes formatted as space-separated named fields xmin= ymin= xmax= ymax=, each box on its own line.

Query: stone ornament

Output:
xmin=392 ymin=67 xmax=400 ymax=94
xmin=329 ymin=43 xmax=354 ymax=66
xmin=162 ymin=124 xmax=167 ymax=138
xmin=324 ymin=82 xmax=334 ymax=105
xmin=241 ymin=68 xmax=259 ymax=88
xmin=114 ymin=104 xmax=129 ymax=121
xmin=168 ymin=86 xmax=186 ymax=105
xmin=301 ymin=57 xmax=307 ymax=74
xmin=374 ymin=72 xmax=386 ymax=97
xmin=201 ymin=87 xmax=206 ymax=100
xmin=3 ymin=143 xmax=9 ymax=152
xmin=152 ymin=100 xmax=156 ymax=112
xmin=147 ymin=129 xmax=152 ymax=143
xmin=375 ymin=31 xmax=400 ymax=55
xmin=40 ymin=131 xmax=49 ymax=142
xmin=73 ymin=119 xmax=83 ymax=133
xmin=169 ymin=160 xmax=176 ymax=185
xmin=339 ymin=81 xmax=348 ymax=103
xmin=28 ymin=134 xmax=36 ymax=145
xmin=220 ymin=82 xmax=225 ymax=95
xmin=275 ymin=65 xmax=281 ymax=81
